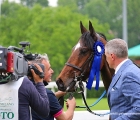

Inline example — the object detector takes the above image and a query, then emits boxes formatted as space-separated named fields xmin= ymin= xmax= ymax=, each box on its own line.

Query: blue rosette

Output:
xmin=86 ymin=41 xmax=105 ymax=90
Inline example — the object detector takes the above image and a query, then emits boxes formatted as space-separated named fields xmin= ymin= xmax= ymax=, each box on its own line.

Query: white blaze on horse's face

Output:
xmin=74 ymin=42 xmax=81 ymax=51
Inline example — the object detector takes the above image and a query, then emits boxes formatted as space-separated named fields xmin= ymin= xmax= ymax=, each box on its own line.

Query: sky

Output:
xmin=48 ymin=0 xmax=57 ymax=7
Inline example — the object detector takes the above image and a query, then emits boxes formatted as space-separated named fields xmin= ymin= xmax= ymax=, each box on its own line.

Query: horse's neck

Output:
xmin=100 ymin=56 xmax=115 ymax=91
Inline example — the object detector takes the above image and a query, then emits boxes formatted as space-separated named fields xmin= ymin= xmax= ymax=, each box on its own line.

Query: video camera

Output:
xmin=0 ymin=41 xmax=44 ymax=83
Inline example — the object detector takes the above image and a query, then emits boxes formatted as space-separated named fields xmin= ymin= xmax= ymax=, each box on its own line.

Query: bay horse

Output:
xmin=56 ymin=21 xmax=114 ymax=93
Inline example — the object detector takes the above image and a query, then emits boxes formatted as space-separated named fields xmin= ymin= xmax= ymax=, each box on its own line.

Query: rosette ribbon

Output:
xmin=86 ymin=41 xmax=104 ymax=90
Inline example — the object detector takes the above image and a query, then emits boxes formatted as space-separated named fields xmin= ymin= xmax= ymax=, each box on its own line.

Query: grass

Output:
xmin=63 ymin=98 xmax=109 ymax=111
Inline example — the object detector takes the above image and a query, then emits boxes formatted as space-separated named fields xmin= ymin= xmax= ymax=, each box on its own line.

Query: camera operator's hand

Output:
xmin=31 ymin=63 xmax=43 ymax=83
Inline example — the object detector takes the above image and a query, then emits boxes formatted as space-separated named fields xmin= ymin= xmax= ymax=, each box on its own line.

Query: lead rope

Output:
xmin=76 ymin=90 xmax=106 ymax=108
xmin=75 ymin=81 xmax=110 ymax=116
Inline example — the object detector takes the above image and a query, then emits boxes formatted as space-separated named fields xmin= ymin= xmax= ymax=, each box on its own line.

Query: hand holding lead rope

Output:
xmin=68 ymin=92 xmax=73 ymax=100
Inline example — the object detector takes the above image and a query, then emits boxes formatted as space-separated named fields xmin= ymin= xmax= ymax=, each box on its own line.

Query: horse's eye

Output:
xmin=80 ymin=48 xmax=88 ymax=54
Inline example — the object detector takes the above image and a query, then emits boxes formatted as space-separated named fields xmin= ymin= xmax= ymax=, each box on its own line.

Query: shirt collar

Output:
xmin=115 ymin=59 xmax=128 ymax=74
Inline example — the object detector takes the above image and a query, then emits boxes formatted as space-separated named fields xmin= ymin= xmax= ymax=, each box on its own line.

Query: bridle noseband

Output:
xmin=65 ymin=62 xmax=82 ymax=71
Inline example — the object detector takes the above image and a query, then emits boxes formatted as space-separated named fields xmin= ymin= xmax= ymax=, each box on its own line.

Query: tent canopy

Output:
xmin=128 ymin=44 xmax=140 ymax=56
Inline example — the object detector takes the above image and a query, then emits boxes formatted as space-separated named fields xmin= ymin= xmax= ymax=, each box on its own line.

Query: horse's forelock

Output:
xmin=80 ymin=32 xmax=95 ymax=49
xmin=80 ymin=32 xmax=107 ymax=50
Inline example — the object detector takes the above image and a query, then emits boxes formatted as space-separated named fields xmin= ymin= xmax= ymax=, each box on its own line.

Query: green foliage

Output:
xmin=58 ymin=0 xmax=140 ymax=48
xmin=77 ymin=0 xmax=140 ymax=48
xmin=0 ymin=1 xmax=112 ymax=80
xmin=127 ymin=0 xmax=140 ymax=48
xmin=20 ymin=0 xmax=49 ymax=7
xmin=129 ymin=56 xmax=140 ymax=60
xmin=0 ymin=1 xmax=30 ymax=46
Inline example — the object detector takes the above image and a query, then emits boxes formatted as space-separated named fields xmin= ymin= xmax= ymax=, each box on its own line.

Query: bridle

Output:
xmin=64 ymin=35 xmax=107 ymax=115
xmin=64 ymin=33 xmax=106 ymax=92
xmin=65 ymin=51 xmax=94 ymax=92
xmin=65 ymin=50 xmax=107 ymax=116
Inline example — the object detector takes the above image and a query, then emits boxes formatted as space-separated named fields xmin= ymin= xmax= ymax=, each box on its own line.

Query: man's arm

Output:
xmin=116 ymin=73 xmax=140 ymax=120
xmin=55 ymin=91 xmax=66 ymax=99
xmin=55 ymin=97 xmax=76 ymax=120
xmin=30 ymin=63 xmax=50 ymax=117
xmin=19 ymin=77 xmax=50 ymax=118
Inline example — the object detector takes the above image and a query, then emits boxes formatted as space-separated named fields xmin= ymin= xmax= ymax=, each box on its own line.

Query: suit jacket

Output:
xmin=107 ymin=59 xmax=140 ymax=120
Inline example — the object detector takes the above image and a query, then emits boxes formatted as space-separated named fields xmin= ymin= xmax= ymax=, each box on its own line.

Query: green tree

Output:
xmin=58 ymin=0 xmax=140 ymax=48
xmin=20 ymin=0 xmax=49 ymax=7
xmin=58 ymin=0 xmax=90 ymax=10
xmin=127 ymin=0 xmax=140 ymax=48
xmin=84 ymin=0 xmax=140 ymax=48
xmin=0 ymin=1 xmax=113 ymax=80
xmin=0 ymin=1 xmax=32 ymax=46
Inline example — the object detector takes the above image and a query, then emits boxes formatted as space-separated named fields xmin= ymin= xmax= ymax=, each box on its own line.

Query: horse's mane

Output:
xmin=97 ymin=32 xmax=107 ymax=41
xmin=80 ymin=32 xmax=107 ymax=49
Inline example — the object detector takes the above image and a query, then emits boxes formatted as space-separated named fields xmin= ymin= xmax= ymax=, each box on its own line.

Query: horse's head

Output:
xmin=56 ymin=21 xmax=114 ymax=92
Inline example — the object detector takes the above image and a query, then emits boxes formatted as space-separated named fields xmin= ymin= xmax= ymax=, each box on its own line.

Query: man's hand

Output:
xmin=66 ymin=97 xmax=76 ymax=110
xmin=31 ymin=63 xmax=43 ymax=83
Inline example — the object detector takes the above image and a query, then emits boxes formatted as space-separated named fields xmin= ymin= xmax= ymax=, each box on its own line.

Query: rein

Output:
xmin=75 ymin=81 xmax=109 ymax=116
xmin=64 ymin=74 xmax=110 ymax=116
xmin=66 ymin=82 xmax=109 ymax=116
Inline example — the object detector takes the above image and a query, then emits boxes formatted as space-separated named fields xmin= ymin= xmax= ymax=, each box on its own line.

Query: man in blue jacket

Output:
xmin=105 ymin=38 xmax=140 ymax=120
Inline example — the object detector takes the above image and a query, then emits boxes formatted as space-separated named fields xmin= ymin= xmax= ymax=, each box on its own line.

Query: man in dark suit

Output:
xmin=105 ymin=38 xmax=140 ymax=120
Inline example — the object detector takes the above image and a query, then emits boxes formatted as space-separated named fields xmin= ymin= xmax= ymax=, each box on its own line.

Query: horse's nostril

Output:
xmin=59 ymin=80 xmax=64 ymax=88
xmin=56 ymin=79 xmax=65 ymax=91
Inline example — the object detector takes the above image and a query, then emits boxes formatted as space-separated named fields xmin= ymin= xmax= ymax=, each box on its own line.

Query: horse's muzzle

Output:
xmin=56 ymin=78 xmax=66 ymax=91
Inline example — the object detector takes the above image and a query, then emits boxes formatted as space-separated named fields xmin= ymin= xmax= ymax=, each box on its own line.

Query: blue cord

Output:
xmin=76 ymin=90 xmax=106 ymax=108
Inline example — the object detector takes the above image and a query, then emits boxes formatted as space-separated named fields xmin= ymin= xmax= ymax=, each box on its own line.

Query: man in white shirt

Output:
xmin=105 ymin=38 xmax=140 ymax=120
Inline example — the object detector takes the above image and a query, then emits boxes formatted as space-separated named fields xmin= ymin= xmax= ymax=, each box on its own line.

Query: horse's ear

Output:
xmin=80 ymin=21 xmax=87 ymax=34
xmin=89 ymin=21 xmax=97 ymax=41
